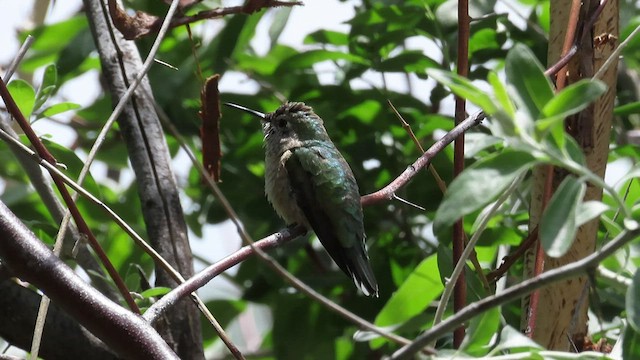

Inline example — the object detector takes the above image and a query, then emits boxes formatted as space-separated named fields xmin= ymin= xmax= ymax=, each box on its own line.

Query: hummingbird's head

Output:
xmin=225 ymin=102 xmax=330 ymax=150
xmin=263 ymin=102 xmax=328 ymax=144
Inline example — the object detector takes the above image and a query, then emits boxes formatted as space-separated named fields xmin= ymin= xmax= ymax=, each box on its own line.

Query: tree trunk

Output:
xmin=522 ymin=0 xmax=618 ymax=351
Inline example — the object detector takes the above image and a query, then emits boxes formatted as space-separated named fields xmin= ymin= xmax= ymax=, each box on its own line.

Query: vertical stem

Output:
xmin=453 ymin=0 xmax=470 ymax=348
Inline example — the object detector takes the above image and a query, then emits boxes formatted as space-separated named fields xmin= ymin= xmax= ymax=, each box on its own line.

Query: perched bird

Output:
xmin=225 ymin=102 xmax=379 ymax=297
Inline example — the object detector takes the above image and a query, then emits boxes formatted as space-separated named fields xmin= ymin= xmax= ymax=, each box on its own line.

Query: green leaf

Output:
xmin=7 ymin=80 xmax=36 ymax=120
xmin=540 ymin=176 xmax=586 ymax=258
xmin=460 ymin=307 xmax=500 ymax=356
xmin=624 ymin=323 xmax=640 ymax=359
xmin=576 ymin=201 xmax=610 ymax=227
xmin=42 ymin=63 xmax=58 ymax=90
xmin=57 ymin=29 xmax=96 ymax=78
xmin=19 ymin=16 xmax=88 ymax=72
xmin=268 ymin=7 xmax=293 ymax=48
xmin=304 ymin=30 xmax=348 ymax=46
xmin=627 ymin=269 xmax=640 ymax=332
xmin=38 ymin=102 xmax=81 ymax=119
xmin=277 ymin=50 xmax=369 ymax=70
xmin=614 ymin=101 xmax=640 ymax=116
xmin=427 ymin=68 xmax=497 ymax=114
xmin=139 ymin=287 xmax=171 ymax=299
xmin=371 ymin=255 xmax=443 ymax=348
xmin=34 ymin=64 xmax=58 ymax=111
xmin=434 ymin=150 xmax=537 ymax=233
xmin=375 ymin=51 xmax=439 ymax=74
xmin=505 ymin=44 xmax=554 ymax=119
xmin=464 ymin=133 xmax=503 ymax=158
xmin=338 ymin=100 xmax=381 ymax=124
xmin=538 ymin=80 xmax=607 ymax=128
xmin=488 ymin=71 xmax=515 ymax=117
xmin=492 ymin=325 xmax=543 ymax=353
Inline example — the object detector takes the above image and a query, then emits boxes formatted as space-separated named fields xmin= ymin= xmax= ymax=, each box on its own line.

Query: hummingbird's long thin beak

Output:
xmin=223 ymin=103 xmax=266 ymax=119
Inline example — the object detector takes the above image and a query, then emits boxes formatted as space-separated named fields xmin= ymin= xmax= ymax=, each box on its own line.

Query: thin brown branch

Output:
xmin=486 ymin=226 xmax=539 ymax=283
xmin=109 ymin=0 xmax=303 ymax=40
xmin=0 ymin=76 xmax=139 ymax=313
xmin=0 ymin=122 xmax=242 ymax=359
xmin=361 ymin=110 xmax=486 ymax=206
xmin=387 ymin=100 xmax=490 ymax=291
xmin=144 ymin=226 xmax=305 ymax=323
xmin=453 ymin=0 xmax=470 ymax=346
xmin=527 ymin=0 xmax=581 ymax=339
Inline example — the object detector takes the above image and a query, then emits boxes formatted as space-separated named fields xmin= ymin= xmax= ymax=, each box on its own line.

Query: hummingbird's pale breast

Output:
xmin=264 ymin=148 xmax=309 ymax=227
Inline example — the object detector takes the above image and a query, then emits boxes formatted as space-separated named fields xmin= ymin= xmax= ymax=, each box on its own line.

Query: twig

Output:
xmin=361 ymin=110 xmax=485 ymax=206
xmin=144 ymin=226 xmax=304 ymax=322
xmin=110 ymin=0 xmax=303 ymax=40
xmin=390 ymin=227 xmax=640 ymax=359
xmin=486 ymin=226 xmax=539 ymax=283
xmin=543 ymin=0 xmax=612 ymax=79
xmin=4 ymin=36 xmax=34 ymax=79
xmin=431 ymin=173 xmax=525 ymax=346
xmin=0 ymin=120 xmax=243 ymax=357
xmin=30 ymin=0 xmax=189 ymax=355
xmin=0 ymin=202 xmax=179 ymax=359
xmin=80 ymin=0 xmax=182 ymax=191
xmin=387 ymin=100 xmax=490 ymax=290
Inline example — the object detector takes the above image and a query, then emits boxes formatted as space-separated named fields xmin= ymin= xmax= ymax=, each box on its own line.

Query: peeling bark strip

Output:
xmin=522 ymin=0 xmax=618 ymax=351
xmin=199 ymin=74 xmax=222 ymax=182
xmin=84 ymin=0 xmax=204 ymax=358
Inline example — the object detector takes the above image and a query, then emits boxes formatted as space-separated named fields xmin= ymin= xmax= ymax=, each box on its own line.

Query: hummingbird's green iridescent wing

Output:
xmin=285 ymin=142 xmax=378 ymax=296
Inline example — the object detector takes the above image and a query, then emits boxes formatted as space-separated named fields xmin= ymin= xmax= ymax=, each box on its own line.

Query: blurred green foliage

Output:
xmin=4 ymin=0 xmax=640 ymax=358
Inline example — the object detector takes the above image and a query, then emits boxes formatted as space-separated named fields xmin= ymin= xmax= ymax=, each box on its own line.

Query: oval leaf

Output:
xmin=371 ymin=255 xmax=443 ymax=349
xmin=576 ymin=200 xmax=610 ymax=227
xmin=540 ymin=176 xmax=586 ymax=258
xmin=427 ymin=68 xmax=497 ymax=114
xmin=39 ymin=102 xmax=81 ymax=118
xmin=624 ymin=324 xmax=640 ymax=359
xmin=505 ymin=44 xmax=553 ymax=119
xmin=627 ymin=269 xmax=640 ymax=333
xmin=7 ymin=79 xmax=36 ymax=120
xmin=541 ymin=80 xmax=607 ymax=123
xmin=434 ymin=150 xmax=537 ymax=234
xmin=461 ymin=307 xmax=500 ymax=356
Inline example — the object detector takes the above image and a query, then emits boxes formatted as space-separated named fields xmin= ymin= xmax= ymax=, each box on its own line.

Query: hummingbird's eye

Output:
xmin=276 ymin=118 xmax=287 ymax=128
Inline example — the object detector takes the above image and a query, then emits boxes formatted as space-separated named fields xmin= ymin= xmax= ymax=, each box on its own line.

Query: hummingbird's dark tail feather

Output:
xmin=344 ymin=245 xmax=379 ymax=297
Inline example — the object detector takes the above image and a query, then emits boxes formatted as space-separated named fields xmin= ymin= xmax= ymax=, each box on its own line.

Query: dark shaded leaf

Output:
xmin=434 ymin=150 xmax=537 ymax=233
xmin=540 ymin=176 xmax=585 ymax=258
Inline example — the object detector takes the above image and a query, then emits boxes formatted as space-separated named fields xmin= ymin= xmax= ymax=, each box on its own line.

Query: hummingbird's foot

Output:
xmin=287 ymin=223 xmax=308 ymax=236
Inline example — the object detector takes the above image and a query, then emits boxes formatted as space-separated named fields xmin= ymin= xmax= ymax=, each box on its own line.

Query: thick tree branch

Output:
xmin=84 ymin=0 xmax=205 ymax=357
xmin=0 ymin=276 xmax=117 ymax=360
xmin=0 ymin=201 xmax=178 ymax=359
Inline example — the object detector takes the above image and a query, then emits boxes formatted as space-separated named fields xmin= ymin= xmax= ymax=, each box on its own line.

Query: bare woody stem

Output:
xmin=361 ymin=110 xmax=486 ymax=206
xmin=0 ymin=76 xmax=139 ymax=313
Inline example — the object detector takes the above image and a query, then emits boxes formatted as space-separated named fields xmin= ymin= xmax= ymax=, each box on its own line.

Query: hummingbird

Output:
xmin=225 ymin=102 xmax=379 ymax=297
